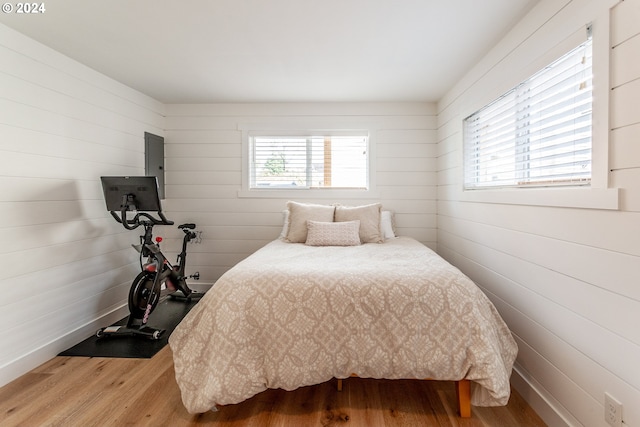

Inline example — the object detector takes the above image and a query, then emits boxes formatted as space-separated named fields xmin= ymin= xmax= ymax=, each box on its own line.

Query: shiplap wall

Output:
xmin=3 ymin=3 xmax=638 ymax=424
xmin=437 ymin=0 xmax=639 ymax=426
xmin=0 ymin=24 xmax=165 ymax=385
xmin=162 ymin=103 xmax=437 ymax=284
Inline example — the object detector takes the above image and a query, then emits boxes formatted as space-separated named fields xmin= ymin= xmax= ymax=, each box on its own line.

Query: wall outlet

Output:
xmin=604 ymin=392 xmax=622 ymax=427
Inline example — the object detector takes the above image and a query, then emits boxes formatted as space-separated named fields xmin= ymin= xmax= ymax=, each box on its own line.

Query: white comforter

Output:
xmin=169 ymin=237 xmax=517 ymax=414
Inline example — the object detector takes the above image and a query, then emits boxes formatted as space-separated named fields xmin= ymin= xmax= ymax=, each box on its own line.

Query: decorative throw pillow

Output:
xmin=285 ymin=201 xmax=335 ymax=243
xmin=305 ymin=220 xmax=361 ymax=246
xmin=334 ymin=203 xmax=383 ymax=243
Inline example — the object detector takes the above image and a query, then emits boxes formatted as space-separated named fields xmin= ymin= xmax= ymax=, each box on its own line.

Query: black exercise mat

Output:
xmin=59 ymin=297 xmax=199 ymax=358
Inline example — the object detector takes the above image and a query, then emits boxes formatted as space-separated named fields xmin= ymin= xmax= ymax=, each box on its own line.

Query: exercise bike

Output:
xmin=97 ymin=176 xmax=204 ymax=340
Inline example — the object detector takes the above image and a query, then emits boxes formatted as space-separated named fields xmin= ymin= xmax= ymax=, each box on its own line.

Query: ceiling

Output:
xmin=0 ymin=0 xmax=539 ymax=104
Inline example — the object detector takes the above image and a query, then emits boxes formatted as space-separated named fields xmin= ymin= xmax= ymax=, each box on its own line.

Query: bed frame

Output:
xmin=336 ymin=376 xmax=471 ymax=418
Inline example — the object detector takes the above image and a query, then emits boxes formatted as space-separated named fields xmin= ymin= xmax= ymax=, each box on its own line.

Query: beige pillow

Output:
xmin=305 ymin=220 xmax=361 ymax=246
xmin=334 ymin=203 xmax=383 ymax=243
xmin=285 ymin=201 xmax=335 ymax=243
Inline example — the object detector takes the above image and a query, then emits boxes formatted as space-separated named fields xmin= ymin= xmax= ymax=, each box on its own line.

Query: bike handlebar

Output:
xmin=110 ymin=209 xmax=174 ymax=230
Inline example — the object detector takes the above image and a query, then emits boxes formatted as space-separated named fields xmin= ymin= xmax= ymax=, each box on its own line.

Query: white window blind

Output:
xmin=250 ymin=134 xmax=368 ymax=189
xmin=463 ymin=36 xmax=593 ymax=189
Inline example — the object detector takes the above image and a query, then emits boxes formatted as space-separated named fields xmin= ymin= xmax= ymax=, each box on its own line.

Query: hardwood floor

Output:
xmin=0 ymin=346 xmax=546 ymax=427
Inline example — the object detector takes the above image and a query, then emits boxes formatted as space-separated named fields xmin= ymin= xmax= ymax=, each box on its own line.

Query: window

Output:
xmin=249 ymin=134 xmax=368 ymax=189
xmin=463 ymin=36 xmax=593 ymax=190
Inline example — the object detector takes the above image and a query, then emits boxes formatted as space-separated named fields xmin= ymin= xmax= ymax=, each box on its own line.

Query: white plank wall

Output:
xmin=162 ymin=102 xmax=438 ymax=284
xmin=436 ymin=0 xmax=639 ymax=426
xmin=1 ymin=4 xmax=638 ymax=427
xmin=610 ymin=0 xmax=640 ymax=212
xmin=0 ymin=24 xmax=165 ymax=385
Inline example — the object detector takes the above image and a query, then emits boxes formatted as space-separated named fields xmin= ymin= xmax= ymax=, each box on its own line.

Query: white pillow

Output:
xmin=285 ymin=201 xmax=335 ymax=243
xmin=279 ymin=209 xmax=290 ymax=239
xmin=380 ymin=210 xmax=396 ymax=239
xmin=305 ymin=220 xmax=361 ymax=246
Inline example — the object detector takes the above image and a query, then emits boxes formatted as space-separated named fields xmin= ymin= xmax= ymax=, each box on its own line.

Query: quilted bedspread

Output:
xmin=169 ymin=237 xmax=518 ymax=414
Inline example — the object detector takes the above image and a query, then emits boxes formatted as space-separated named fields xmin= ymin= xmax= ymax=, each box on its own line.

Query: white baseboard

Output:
xmin=0 ymin=304 xmax=129 ymax=388
xmin=511 ymin=365 xmax=580 ymax=427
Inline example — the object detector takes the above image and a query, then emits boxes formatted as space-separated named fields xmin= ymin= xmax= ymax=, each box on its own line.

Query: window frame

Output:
xmin=239 ymin=122 xmax=379 ymax=199
xmin=459 ymin=22 xmax=618 ymax=210
xmin=464 ymin=37 xmax=594 ymax=191
xmin=249 ymin=133 xmax=369 ymax=190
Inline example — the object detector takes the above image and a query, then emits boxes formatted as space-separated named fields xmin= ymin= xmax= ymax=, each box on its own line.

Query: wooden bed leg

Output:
xmin=337 ymin=378 xmax=343 ymax=391
xmin=456 ymin=380 xmax=471 ymax=418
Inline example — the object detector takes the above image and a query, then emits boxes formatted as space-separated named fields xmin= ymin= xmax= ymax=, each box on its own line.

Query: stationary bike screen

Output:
xmin=101 ymin=176 xmax=162 ymax=212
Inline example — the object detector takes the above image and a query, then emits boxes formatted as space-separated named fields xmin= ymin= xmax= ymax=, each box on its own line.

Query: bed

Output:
xmin=169 ymin=202 xmax=518 ymax=417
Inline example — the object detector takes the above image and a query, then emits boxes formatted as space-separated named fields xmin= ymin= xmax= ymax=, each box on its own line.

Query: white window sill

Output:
xmin=238 ymin=188 xmax=380 ymax=199
xmin=460 ymin=187 xmax=619 ymax=210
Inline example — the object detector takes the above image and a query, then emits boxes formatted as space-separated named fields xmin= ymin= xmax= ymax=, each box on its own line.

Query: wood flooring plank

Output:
xmin=266 ymin=381 xmax=327 ymax=427
xmin=338 ymin=377 xmax=386 ymax=427
xmin=0 ymin=357 xmax=114 ymax=426
xmin=434 ymin=381 xmax=482 ymax=427
xmin=378 ymin=379 xmax=428 ymax=426
xmin=37 ymin=358 xmax=146 ymax=427
xmin=65 ymin=355 xmax=169 ymax=427
xmin=318 ymin=379 xmax=353 ymax=427
xmin=0 ymin=347 xmax=547 ymax=427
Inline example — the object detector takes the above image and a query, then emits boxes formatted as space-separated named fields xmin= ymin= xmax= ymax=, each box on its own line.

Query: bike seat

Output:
xmin=179 ymin=223 xmax=196 ymax=230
